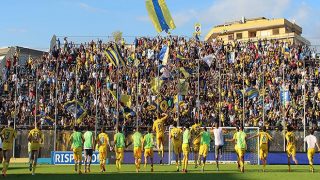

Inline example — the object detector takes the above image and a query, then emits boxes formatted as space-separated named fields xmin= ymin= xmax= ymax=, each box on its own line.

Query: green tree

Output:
xmin=112 ymin=31 xmax=123 ymax=43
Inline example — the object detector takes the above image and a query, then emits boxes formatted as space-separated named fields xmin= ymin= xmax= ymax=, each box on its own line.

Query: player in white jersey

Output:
xmin=212 ymin=122 xmax=224 ymax=171
xmin=304 ymin=129 xmax=320 ymax=173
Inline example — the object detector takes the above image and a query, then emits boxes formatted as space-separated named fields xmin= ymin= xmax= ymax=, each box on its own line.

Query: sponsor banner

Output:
xmin=52 ymin=151 xmax=115 ymax=165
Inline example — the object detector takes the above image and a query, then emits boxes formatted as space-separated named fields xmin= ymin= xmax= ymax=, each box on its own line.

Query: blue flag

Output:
xmin=280 ymin=88 xmax=290 ymax=106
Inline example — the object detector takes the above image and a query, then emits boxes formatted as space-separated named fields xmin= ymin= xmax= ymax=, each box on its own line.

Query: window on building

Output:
xmin=228 ymin=34 xmax=234 ymax=40
xmin=236 ymin=33 xmax=242 ymax=39
xmin=273 ymin=28 xmax=280 ymax=35
xmin=261 ymin=30 xmax=271 ymax=37
xmin=249 ymin=31 xmax=256 ymax=38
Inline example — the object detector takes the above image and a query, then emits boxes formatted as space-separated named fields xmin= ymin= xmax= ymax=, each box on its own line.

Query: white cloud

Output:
xmin=136 ymin=9 xmax=196 ymax=27
xmin=78 ymin=2 xmax=107 ymax=13
xmin=136 ymin=16 xmax=150 ymax=22
xmin=199 ymin=0 xmax=291 ymax=25
xmin=7 ymin=28 xmax=27 ymax=33
xmin=290 ymin=2 xmax=310 ymax=24
xmin=172 ymin=10 xmax=197 ymax=27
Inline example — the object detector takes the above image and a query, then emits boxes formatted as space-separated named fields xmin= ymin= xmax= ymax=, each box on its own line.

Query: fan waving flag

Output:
xmin=104 ymin=43 xmax=125 ymax=67
xmin=280 ymin=87 xmax=290 ymax=106
xmin=245 ymin=87 xmax=259 ymax=99
xmin=158 ymin=45 xmax=169 ymax=65
xmin=63 ymin=100 xmax=87 ymax=124
xmin=146 ymin=0 xmax=176 ymax=33
xmin=109 ymin=90 xmax=132 ymax=108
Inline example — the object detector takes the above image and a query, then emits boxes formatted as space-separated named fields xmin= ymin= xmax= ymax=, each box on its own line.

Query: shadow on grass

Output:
xmin=8 ymin=173 xmax=240 ymax=180
xmin=8 ymin=166 xmax=29 ymax=170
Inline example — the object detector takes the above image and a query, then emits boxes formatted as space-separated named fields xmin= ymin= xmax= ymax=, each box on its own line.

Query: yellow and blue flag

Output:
xmin=179 ymin=79 xmax=189 ymax=95
xmin=104 ymin=44 xmax=125 ymax=67
xmin=63 ymin=100 xmax=87 ymax=124
xmin=36 ymin=115 xmax=54 ymax=126
xmin=176 ymin=52 xmax=187 ymax=60
xmin=158 ymin=45 xmax=169 ymax=65
xmin=179 ymin=67 xmax=190 ymax=78
xmin=151 ymin=77 xmax=164 ymax=94
xmin=145 ymin=0 xmax=176 ymax=33
xmin=245 ymin=87 xmax=259 ymax=99
xmin=109 ymin=90 xmax=132 ymax=108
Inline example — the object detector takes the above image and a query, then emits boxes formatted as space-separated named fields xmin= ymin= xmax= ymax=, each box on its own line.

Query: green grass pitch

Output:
xmin=5 ymin=164 xmax=320 ymax=180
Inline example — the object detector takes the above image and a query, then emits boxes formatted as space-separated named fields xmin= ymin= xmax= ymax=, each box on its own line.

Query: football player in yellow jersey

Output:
xmin=249 ymin=126 xmax=272 ymax=172
xmin=28 ymin=125 xmax=44 ymax=175
xmin=169 ymin=122 xmax=182 ymax=171
xmin=126 ymin=127 xmax=143 ymax=172
xmin=0 ymin=122 xmax=16 ymax=176
xmin=96 ymin=127 xmax=111 ymax=173
xmin=226 ymin=125 xmax=248 ymax=173
xmin=285 ymin=125 xmax=298 ymax=172
xmin=233 ymin=126 xmax=240 ymax=169
xmin=190 ymin=121 xmax=202 ymax=168
xmin=152 ymin=113 xmax=168 ymax=165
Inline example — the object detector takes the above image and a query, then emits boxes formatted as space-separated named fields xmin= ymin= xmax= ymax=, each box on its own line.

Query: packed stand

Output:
xmin=0 ymin=36 xmax=319 ymax=131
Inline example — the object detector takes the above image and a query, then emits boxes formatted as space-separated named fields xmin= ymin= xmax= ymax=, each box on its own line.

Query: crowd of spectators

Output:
xmin=0 ymin=36 xmax=319 ymax=131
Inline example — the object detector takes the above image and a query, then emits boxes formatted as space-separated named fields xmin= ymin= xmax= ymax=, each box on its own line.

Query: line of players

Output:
xmin=0 ymin=112 xmax=319 ymax=176
xmin=69 ymin=112 xmax=320 ymax=174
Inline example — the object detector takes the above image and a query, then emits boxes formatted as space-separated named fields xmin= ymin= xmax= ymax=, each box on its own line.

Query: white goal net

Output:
xmin=168 ymin=126 xmax=260 ymax=165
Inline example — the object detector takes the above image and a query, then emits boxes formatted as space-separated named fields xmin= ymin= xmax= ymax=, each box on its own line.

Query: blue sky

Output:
xmin=0 ymin=0 xmax=320 ymax=50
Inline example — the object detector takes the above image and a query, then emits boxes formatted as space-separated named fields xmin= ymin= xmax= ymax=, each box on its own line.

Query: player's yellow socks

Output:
xmin=184 ymin=158 xmax=188 ymax=170
xmin=2 ymin=161 xmax=6 ymax=172
xmin=240 ymin=161 xmax=244 ymax=170
xmin=32 ymin=164 xmax=36 ymax=174
xmin=78 ymin=163 xmax=82 ymax=172
xmin=137 ymin=161 xmax=140 ymax=169
xmin=116 ymin=160 xmax=121 ymax=170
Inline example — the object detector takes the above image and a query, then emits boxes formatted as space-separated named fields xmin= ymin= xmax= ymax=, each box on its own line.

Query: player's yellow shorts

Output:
xmin=156 ymin=133 xmax=164 ymax=147
xmin=235 ymin=146 xmax=239 ymax=156
xmin=182 ymin=144 xmax=189 ymax=156
xmin=30 ymin=144 xmax=41 ymax=151
xmin=307 ymin=148 xmax=315 ymax=163
xmin=173 ymin=142 xmax=182 ymax=154
xmin=2 ymin=143 xmax=13 ymax=151
xmin=116 ymin=148 xmax=124 ymax=161
xmin=193 ymin=142 xmax=200 ymax=152
xmin=144 ymin=148 xmax=154 ymax=157
xmin=99 ymin=148 xmax=107 ymax=162
xmin=73 ymin=147 xmax=82 ymax=162
xmin=286 ymin=145 xmax=296 ymax=157
xmin=199 ymin=144 xmax=208 ymax=157
xmin=238 ymin=149 xmax=246 ymax=157
xmin=259 ymin=144 xmax=269 ymax=159
xmin=134 ymin=147 xmax=142 ymax=159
